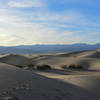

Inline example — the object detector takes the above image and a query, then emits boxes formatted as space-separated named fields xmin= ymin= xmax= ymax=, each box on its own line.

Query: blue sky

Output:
xmin=0 ymin=0 xmax=100 ymax=46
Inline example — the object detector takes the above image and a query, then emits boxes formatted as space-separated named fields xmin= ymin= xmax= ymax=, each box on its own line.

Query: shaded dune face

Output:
xmin=64 ymin=75 xmax=100 ymax=96
xmin=0 ymin=54 xmax=33 ymax=66
xmin=56 ymin=51 xmax=96 ymax=58
xmin=87 ymin=51 xmax=100 ymax=58
xmin=0 ymin=63 xmax=100 ymax=100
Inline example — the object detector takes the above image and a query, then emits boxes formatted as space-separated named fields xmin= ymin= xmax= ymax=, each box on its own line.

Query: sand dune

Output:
xmin=34 ymin=50 xmax=100 ymax=70
xmin=0 ymin=51 xmax=100 ymax=99
xmin=0 ymin=54 xmax=34 ymax=66
xmin=0 ymin=50 xmax=100 ymax=70
xmin=0 ymin=62 xmax=100 ymax=100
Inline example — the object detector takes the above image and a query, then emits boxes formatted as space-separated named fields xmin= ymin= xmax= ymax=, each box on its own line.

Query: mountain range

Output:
xmin=0 ymin=43 xmax=100 ymax=54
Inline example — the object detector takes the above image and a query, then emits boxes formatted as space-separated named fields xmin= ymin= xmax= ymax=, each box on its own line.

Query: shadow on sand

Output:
xmin=0 ymin=64 xmax=100 ymax=100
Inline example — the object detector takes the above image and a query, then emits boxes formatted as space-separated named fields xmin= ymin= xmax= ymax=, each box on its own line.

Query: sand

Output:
xmin=1 ymin=50 xmax=100 ymax=70
xmin=0 ymin=51 xmax=100 ymax=100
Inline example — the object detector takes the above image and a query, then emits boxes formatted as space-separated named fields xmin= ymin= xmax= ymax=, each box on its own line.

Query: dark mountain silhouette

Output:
xmin=0 ymin=43 xmax=100 ymax=54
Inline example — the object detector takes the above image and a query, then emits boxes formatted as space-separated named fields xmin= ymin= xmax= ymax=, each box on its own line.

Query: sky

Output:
xmin=0 ymin=0 xmax=100 ymax=46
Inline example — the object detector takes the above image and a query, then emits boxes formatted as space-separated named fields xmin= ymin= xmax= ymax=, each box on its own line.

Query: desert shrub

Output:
xmin=39 ymin=55 xmax=43 ymax=57
xmin=76 ymin=65 xmax=83 ymax=69
xmin=28 ymin=63 xmax=34 ymax=68
xmin=36 ymin=64 xmax=51 ymax=70
xmin=68 ymin=64 xmax=76 ymax=69
xmin=14 ymin=64 xmax=23 ymax=68
xmin=61 ymin=65 xmax=68 ymax=69
xmin=68 ymin=64 xmax=83 ymax=70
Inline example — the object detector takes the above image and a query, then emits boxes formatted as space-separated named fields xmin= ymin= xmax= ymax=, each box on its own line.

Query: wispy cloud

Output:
xmin=8 ymin=0 xmax=46 ymax=8
xmin=0 ymin=9 xmax=85 ymax=45
xmin=0 ymin=0 xmax=99 ymax=45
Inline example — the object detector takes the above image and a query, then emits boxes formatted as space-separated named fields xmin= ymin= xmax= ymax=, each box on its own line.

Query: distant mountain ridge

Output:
xmin=0 ymin=43 xmax=100 ymax=54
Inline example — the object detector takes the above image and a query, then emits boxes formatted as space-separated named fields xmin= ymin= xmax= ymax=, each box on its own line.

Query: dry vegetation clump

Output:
xmin=61 ymin=64 xmax=83 ymax=70
xmin=76 ymin=65 xmax=83 ymax=70
xmin=39 ymin=55 xmax=43 ymax=57
xmin=68 ymin=64 xmax=76 ymax=69
xmin=36 ymin=64 xmax=52 ymax=70
xmin=28 ymin=63 xmax=34 ymax=68
xmin=61 ymin=65 xmax=68 ymax=69
xmin=68 ymin=64 xmax=83 ymax=70
xmin=14 ymin=64 xmax=23 ymax=68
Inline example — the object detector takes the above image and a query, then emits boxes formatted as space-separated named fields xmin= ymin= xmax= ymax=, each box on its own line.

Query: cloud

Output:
xmin=8 ymin=0 xmax=46 ymax=8
xmin=0 ymin=9 xmax=84 ymax=46
xmin=0 ymin=1 xmax=100 ymax=46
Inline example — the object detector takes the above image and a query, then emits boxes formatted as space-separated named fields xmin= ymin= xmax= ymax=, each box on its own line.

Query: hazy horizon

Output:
xmin=0 ymin=43 xmax=100 ymax=47
xmin=0 ymin=0 xmax=100 ymax=46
